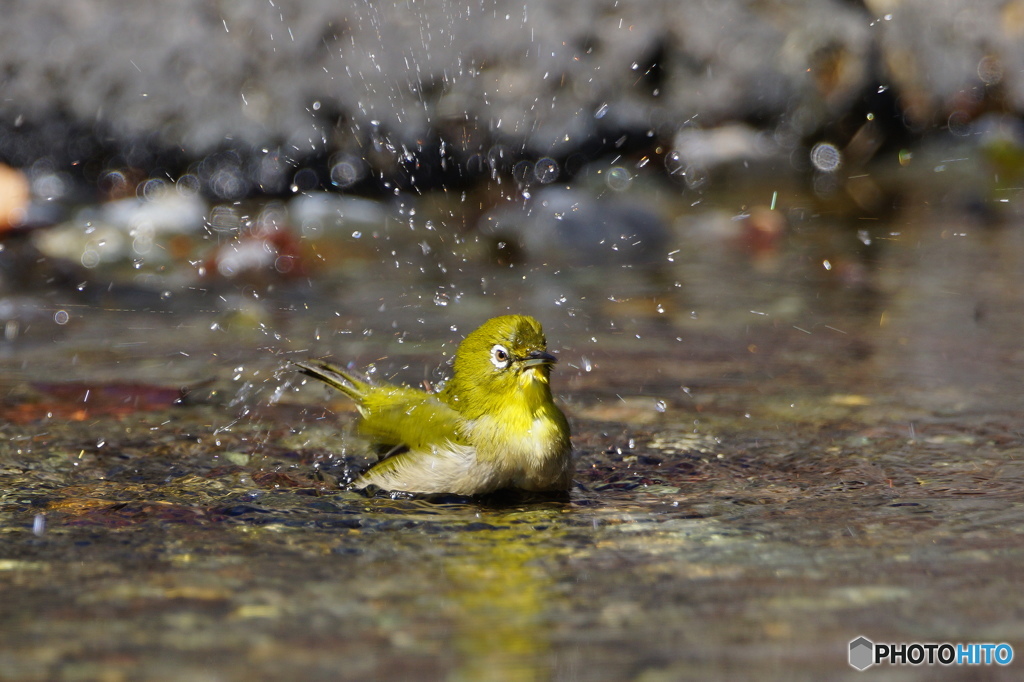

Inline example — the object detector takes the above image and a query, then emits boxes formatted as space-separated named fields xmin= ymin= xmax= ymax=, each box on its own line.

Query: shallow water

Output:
xmin=2 ymin=157 xmax=1024 ymax=680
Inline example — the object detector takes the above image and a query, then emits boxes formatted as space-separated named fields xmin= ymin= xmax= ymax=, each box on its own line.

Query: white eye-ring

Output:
xmin=490 ymin=344 xmax=511 ymax=369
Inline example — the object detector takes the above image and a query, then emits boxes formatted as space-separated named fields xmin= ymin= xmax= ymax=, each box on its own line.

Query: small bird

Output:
xmin=295 ymin=315 xmax=572 ymax=495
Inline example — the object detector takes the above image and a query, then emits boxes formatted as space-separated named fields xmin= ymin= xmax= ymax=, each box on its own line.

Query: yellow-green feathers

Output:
xmin=296 ymin=315 xmax=572 ymax=495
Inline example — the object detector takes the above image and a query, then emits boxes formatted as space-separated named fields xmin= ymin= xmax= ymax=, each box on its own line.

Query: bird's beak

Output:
xmin=521 ymin=349 xmax=557 ymax=368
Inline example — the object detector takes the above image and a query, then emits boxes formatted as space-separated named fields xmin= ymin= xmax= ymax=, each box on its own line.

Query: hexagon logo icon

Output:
xmin=849 ymin=636 xmax=874 ymax=670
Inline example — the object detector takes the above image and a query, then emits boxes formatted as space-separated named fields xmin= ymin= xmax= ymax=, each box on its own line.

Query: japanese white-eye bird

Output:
xmin=295 ymin=315 xmax=572 ymax=495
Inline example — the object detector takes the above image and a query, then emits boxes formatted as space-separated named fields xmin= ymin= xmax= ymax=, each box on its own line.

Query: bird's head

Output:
xmin=446 ymin=315 xmax=557 ymax=418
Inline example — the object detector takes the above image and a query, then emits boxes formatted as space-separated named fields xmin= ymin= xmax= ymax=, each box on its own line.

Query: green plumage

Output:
xmin=295 ymin=315 xmax=573 ymax=495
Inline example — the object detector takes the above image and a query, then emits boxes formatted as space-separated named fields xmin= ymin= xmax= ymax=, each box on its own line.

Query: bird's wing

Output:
xmin=357 ymin=386 xmax=469 ymax=453
xmin=296 ymin=359 xmax=469 ymax=461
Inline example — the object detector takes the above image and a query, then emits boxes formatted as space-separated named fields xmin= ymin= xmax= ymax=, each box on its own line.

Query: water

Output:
xmin=2 ymin=159 xmax=1023 ymax=680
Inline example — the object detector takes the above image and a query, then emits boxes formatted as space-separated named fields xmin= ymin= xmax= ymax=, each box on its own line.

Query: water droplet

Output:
xmin=947 ymin=110 xmax=972 ymax=137
xmin=433 ymin=292 xmax=450 ymax=306
xmin=139 ymin=177 xmax=167 ymax=201
xmin=654 ymin=400 xmax=667 ymax=413
xmin=53 ymin=310 xmax=70 ymax=325
xmin=534 ymin=158 xmax=559 ymax=184
xmin=330 ymin=157 xmax=364 ymax=188
xmin=683 ymin=163 xmax=708 ymax=190
xmin=274 ymin=256 xmax=295 ymax=274
xmin=176 ymin=174 xmax=201 ymax=196
xmin=810 ymin=142 xmax=842 ymax=173
xmin=606 ymin=166 xmax=632 ymax=191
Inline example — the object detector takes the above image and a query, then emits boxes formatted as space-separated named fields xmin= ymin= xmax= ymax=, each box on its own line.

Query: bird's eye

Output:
xmin=490 ymin=344 xmax=511 ymax=369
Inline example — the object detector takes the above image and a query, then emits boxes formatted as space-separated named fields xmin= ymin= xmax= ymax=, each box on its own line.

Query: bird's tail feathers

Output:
xmin=293 ymin=360 xmax=369 ymax=401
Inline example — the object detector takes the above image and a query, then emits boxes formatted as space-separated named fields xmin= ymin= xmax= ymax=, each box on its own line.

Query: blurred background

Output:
xmin=2 ymin=0 xmax=1022 ymax=302
xmin=2 ymin=0 xmax=1022 ymax=370
xmin=0 ymin=0 xmax=1019 ymax=323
